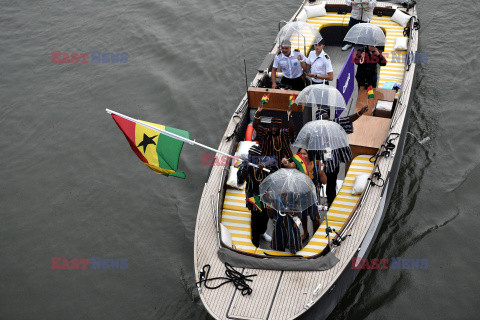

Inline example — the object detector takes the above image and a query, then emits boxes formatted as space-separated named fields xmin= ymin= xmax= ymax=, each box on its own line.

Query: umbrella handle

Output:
xmin=278 ymin=211 xmax=286 ymax=217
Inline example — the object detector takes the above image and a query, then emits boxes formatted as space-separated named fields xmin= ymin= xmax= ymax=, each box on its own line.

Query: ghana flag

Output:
xmin=367 ymin=85 xmax=374 ymax=99
xmin=110 ymin=113 xmax=190 ymax=179
xmin=289 ymin=94 xmax=296 ymax=107
xmin=246 ymin=195 xmax=263 ymax=211
xmin=291 ymin=153 xmax=307 ymax=174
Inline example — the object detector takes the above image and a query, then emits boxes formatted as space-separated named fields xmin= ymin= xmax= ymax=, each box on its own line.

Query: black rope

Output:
xmin=413 ymin=16 xmax=420 ymax=30
xmin=225 ymin=119 xmax=241 ymax=141
xmin=196 ymin=263 xmax=257 ymax=296
xmin=370 ymin=133 xmax=400 ymax=164
xmin=369 ymin=170 xmax=385 ymax=187
xmin=325 ymin=227 xmax=350 ymax=246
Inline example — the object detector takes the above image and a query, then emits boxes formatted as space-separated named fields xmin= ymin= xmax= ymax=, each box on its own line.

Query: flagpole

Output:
xmin=106 ymin=109 xmax=270 ymax=173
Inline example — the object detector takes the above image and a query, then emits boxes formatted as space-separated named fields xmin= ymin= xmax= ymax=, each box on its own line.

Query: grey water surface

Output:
xmin=1 ymin=0 xmax=479 ymax=319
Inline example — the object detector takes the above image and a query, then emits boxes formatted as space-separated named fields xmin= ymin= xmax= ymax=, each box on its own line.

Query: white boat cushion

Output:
xmin=235 ymin=141 xmax=257 ymax=161
xmin=220 ymin=223 xmax=233 ymax=247
xmin=304 ymin=3 xmax=327 ymax=18
xmin=394 ymin=37 xmax=408 ymax=51
xmin=352 ymin=173 xmax=370 ymax=195
xmin=391 ymin=9 xmax=411 ymax=27
xmin=226 ymin=166 xmax=245 ymax=190
xmin=297 ymin=9 xmax=308 ymax=22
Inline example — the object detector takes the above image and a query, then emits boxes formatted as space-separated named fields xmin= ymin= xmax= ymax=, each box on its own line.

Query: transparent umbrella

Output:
xmin=343 ymin=23 xmax=386 ymax=47
xmin=260 ymin=169 xmax=317 ymax=213
xmin=293 ymin=120 xmax=349 ymax=151
xmin=296 ymin=84 xmax=346 ymax=119
xmin=276 ymin=21 xmax=321 ymax=54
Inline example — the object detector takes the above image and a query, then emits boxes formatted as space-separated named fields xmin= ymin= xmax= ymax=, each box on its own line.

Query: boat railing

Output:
xmin=390 ymin=7 xmax=418 ymax=129
xmin=332 ymin=174 xmax=374 ymax=253
xmin=211 ymin=193 xmax=221 ymax=249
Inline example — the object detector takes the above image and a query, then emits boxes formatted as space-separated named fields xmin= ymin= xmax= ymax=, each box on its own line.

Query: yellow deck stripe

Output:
xmin=230 ymin=234 xmax=251 ymax=239
xmin=225 ymin=198 xmax=247 ymax=204
xmin=221 ymin=225 xmax=251 ymax=232
xmin=221 ymin=211 xmax=251 ymax=218
xmin=232 ymin=240 xmax=256 ymax=247
xmin=223 ymin=204 xmax=249 ymax=212
xmin=221 ymin=217 xmax=250 ymax=225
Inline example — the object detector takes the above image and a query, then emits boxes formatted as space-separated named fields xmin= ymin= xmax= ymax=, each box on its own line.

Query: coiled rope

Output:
xmin=196 ymin=263 xmax=257 ymax=296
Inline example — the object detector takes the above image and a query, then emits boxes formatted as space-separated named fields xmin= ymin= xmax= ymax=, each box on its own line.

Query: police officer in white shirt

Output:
xmin=271 ymin=39 xmax=307 ymax=91
xmin=306 ymin=38 xmax=333 ymax=85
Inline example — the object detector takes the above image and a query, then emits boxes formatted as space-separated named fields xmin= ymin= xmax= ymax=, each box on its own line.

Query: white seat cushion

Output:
xmin=304 ymin=3 xmax=327 ymax=18
xmin=394 ymin=37 xmax=408 ymax=51
xmin=391 ymin=9 xmax=411 ymax=27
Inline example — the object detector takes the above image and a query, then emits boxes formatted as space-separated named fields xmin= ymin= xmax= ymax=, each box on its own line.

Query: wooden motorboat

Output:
xmin=194 ymin=1 xmax=419 ymax=319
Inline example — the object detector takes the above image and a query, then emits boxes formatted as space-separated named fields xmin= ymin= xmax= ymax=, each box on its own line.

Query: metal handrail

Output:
xmin=211 ymin=194 xmax=221 ymax=249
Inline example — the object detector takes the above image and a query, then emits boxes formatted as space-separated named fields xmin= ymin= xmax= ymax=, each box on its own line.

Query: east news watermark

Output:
xmin=351 ymin=257 xmax=428 ymax=270
xmin=51 ymin=257 xmax=128 ymax=270
xmin=51 ymin=51 xmax=128 ymax=63
xmin=201 ymin=155 xmax=278 ymax=167
xmin=352 ymin=50 xmax=429 ymax=64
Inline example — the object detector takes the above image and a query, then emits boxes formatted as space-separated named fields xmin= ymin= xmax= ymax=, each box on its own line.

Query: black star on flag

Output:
xmin=137 ymin=134 xmax=158 ymax=153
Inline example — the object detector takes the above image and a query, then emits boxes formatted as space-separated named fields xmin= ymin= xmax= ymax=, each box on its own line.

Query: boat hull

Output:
xmin=299 ymin=86 xmax=413 ymax=320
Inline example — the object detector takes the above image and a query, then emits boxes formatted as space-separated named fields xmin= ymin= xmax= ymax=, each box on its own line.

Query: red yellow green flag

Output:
xmin=367 ymin=85 xmax=374 ymax=99
xmin=111 ymin=114 xmax=189 ymax=179
xmin=260 ymin=93 xmax=270 ymax=105
xmin=289 ymin=94 xmax=296 ymax=107
xmin=291 ymin=153 xmax=307 ymax=174
xmin=246 ymin=195 xmax=263 ymax=211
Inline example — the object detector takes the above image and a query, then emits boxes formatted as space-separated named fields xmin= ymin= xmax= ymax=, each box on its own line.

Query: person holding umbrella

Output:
xmin=260 ymin=169 xmax=318 ymax=253
xmin=354 ymin=45 xmax=387 ymax=89
xmin=282 ymin=148 xmax=327 ymax=242
xmin=315 ymin=105 xmax=368 ymax=207
xmin=342 ymin=0 xmax=377 ymax=51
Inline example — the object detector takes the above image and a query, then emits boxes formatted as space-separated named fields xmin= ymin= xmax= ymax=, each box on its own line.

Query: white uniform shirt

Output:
xmin=346 ymin=0 xmax=376 ymax=22
xmin=307 ymin=50 xmax=333 ymax=83
xmin=272 ymin=50 xmax=306 ymax=79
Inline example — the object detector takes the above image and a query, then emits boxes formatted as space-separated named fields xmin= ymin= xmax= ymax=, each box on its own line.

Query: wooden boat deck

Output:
xmin=194 ymin=1 xmax=419 ymax=319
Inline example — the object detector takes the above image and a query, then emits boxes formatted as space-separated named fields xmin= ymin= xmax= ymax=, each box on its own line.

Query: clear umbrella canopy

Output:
xmin=296 ymin=84 xmax=346 ymax=119
xmin=293 ymin=120 xmax=349 ymax=151
xmin=276 ymin=21 xmax=321 ymax=54
xmin=343 ymin=23 xmax=386 ymax=47
xmin=260 ymin=169 xmax=317 ymax=213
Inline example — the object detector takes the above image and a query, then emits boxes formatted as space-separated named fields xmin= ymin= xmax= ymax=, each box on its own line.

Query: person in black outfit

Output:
xmin=354 ymin=45 xmax=387 ymax=89
xmin=237 ymin=145 xmax=275 ymax=247
xmin=316 ymin=106 xmax=368 ymax=207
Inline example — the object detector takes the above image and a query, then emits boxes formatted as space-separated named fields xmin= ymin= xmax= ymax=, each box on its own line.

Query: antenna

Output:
xmin=244 ymin=58 xmax=248 ymax=91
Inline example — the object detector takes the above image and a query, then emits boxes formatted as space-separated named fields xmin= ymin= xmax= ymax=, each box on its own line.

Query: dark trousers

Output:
xmin=343 ymin=18 xmax=363 ymax=46
xmin=251 ymin=208 xmax=269 ymax=247
xmin=325 ymin=166 xmax=340 ymax=208
xmin=281 ymin=76 xmax=305 ymax=91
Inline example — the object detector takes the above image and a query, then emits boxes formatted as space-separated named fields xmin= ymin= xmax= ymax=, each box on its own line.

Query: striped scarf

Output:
xmin=313 ymin=111 xmax=354 ymax=173
xmin=255 ymin=126 xmax=294 ymax=165
xmin=272 ymin=214 xmax=302 ymax=254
